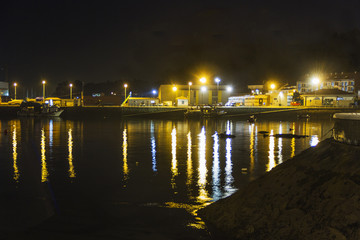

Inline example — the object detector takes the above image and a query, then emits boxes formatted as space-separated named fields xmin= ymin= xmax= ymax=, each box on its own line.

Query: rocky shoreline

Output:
xmin=199 ymin=138 xmax=360 ymax=240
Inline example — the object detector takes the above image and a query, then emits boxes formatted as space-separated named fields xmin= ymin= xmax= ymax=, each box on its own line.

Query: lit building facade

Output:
xmin=297 ymin=72 xmax=359 ymax=96
xmin=0 ymin=81 xmax=9 ymax=96
xmin=158 ymin=84 xmax=233 ymax=106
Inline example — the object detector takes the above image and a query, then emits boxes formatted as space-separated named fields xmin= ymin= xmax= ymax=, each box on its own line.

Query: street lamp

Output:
xmin=270 ymin=84 xmax=276 ymax=90
xmin=311 ymin=76 xmax=320 ymax=91
xmin=215 ymin=77 xmax=221 ymax=103
xmin=42 ymin=80 xmax=46 ymax=102
xmin=69 ymin=83 xmax=73 ymax=99
xmin=201 ymin=86 xmax=207 ymax=105
xmin=124 ymin=84 xmax=128 ymax=101
xmin=172 ymin=86 xmax=177 ymax=106
xmin=215 ymin=77 xmax=221 ymax=89
xmin=226 ymin=86 xmax=233 ymax=92
xmin=200 ymin=77 xmax=206 ymax=84
xmin=188 ymin=82 xmax=192 ymax=105
xmin=13 ymin=83 xmax=17 ymax=100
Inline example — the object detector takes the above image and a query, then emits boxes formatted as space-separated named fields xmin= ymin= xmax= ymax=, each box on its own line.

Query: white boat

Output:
xmin=17 ymin=102 xmax=64 ymax=117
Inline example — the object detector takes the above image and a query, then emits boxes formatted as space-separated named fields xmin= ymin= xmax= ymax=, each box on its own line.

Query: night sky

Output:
xmin=2 ymin=0 xmax=360 ymax=94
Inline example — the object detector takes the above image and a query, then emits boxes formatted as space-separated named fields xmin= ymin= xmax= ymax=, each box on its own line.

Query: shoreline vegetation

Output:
xmin=199 ymin=138 xmax=360 ymax=240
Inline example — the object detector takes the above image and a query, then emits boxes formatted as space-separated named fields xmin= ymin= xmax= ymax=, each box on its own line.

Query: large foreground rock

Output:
xmin=199 ymin=138 xmax=360 ymax=240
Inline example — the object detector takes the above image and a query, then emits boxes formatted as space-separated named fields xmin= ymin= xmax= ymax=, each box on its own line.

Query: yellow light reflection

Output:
xmin=267 ymin=129 xmax=276 ymax=171
xmin=41 ymin=128 xmax=48 ymax=182
xmin=224 ymin=121 xmax=236 ymax=197
xmin=249 ymin=123 xmax=255 ymax=180
xmin=198 ymin=127 xmax=210 ymax=202
xmin=278 ymin=124 xmax=283 ymax=164
xmin=68 ymin=128 xmax=76 ymax=178
xmin=12 ymin=124 xmax=19 ymax=182
xmin=291 ymin=122 xmax=296 ymax=158
xmin=123 ymin=128 xmax=129 ymax=181
xmin=171 ymin=127 xmax=177 ymax=190
xmin=212 ymin=131 xmax=221 ymax=201
xmin=187 ymin=131 xmax=193 ymax=187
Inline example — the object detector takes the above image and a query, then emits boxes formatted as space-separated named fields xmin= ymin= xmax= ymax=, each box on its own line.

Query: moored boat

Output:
xmin=17 ymin=101 xmax=64 ymax=117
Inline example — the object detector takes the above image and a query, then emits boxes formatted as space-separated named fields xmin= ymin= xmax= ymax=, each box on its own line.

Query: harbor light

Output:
xmin=311 ymin=76 xmax=320 ymax=85
xmin=69 ymin=83 xmax=73 ymax=99
xmin=124 ymin=84 xmax=128 ymax=100
xmin=42 ymin=80 xmax=46 ymax=101
xmin=13 ymin=83 xmax=17 ymax=99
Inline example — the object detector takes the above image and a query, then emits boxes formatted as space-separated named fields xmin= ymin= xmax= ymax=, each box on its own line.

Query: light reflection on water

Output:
xmin=12 ymin=124 xmax=19 ymax=182
xmin=0 ymin=118 xmax=333 ymax=222
xmin=41 ymin=128 xmax=48 ymax=183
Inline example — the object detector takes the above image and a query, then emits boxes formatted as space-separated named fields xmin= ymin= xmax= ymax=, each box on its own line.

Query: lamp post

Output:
xmin=172 ymin=86 xmax=177 ymax=106
xmin=188 ymin=82 xmax=192 ymax=105
xmin=42 ymin=80 xmax=46 ymax=102
xmin=69 ymin=83 xmax=73 ymax=99
xmin=13 ymin=83 xmax=17 ymax=100
xmin=200 ymin=77 xmax=206 ymax=84
xmin=311 ymin=76 xmax=320 ymax=106
xmin=215 ymin=77 xmax=221 ymax=103
xmin=124 ymin=84 xmax=128 ymax=101
xmin=201 ymin=86 xmax=207 ymax=105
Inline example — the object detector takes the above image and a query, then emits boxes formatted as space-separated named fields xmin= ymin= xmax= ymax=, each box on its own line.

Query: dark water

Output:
xmin=0 ymin=117 xmax=333 ymax=238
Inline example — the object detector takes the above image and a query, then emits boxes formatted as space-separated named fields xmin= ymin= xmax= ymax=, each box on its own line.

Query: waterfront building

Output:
xmin=158 ymin=84 xmax=232 ymax=106
xmin=0 ymin=81 xmax=9 ymax=96
xmin=226 ymin=95 xmax=269 ymax=106
xmin=301 ymin=89 xmax=356 ymax=107
xmin=127 ymin=97 xmax=159 ymax=106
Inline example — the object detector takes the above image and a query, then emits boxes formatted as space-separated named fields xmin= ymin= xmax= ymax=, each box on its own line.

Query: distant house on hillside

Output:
xmin=297 ymin=72 xmax=360 ymax=96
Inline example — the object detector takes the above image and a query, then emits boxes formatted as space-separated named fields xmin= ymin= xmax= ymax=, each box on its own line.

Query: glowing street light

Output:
xmin=69 ymin=83 xmax=73 ymax=99
xmin=124 ymin=83 xmax=128 ymax=100
xmin=42 ymin=80 xmax=46 ymax=102
xmin=215 ymin=77 xmax=221 ymax=88
xmin=311 ymin=76 xmax=320 ymax=85
xmin=215 ymin=77 xmax=221 ymax=103
xmin=13 ymin=83 xmax=17 ymax=100
xmin=172 ymin=86 xmax=177 ymax=106
xmin=152 ymin=90 xmax=157 ymax=95
xmin=270 ymin=83 xmax=276 ymax=90
xmin=188 ymin=82 xmax=192 ymax=104
xmin=226 ymin=86 xmax=233 ymax=92
xmin=201 ymin=86 xmax=207 ymax=104
xmin=200 ymin=77 xmax=206 ymax=84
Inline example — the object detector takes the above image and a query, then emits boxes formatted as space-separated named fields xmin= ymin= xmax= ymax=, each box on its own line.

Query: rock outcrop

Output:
xmin=199 ymin=138 xmax=360 ymax=240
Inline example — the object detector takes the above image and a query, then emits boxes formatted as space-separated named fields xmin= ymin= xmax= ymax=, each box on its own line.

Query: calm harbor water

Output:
xmin=0 ymin=117 xmax=333 ymax=237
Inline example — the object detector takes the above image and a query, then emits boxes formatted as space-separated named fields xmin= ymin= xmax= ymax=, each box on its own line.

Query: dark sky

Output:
xmin=2 ymin=0 xmax=360 ymax=94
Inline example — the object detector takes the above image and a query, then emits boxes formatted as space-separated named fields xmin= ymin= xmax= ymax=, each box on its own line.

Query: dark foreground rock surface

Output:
xmin=199 ymin=138 xmax=360 ymax=240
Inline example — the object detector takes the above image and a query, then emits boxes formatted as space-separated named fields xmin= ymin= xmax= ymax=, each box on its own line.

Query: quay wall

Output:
xmin=0 ymin=105 xmax=358 ymax=119
xmin=333 ymin=113 xmax=360 ymax=145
